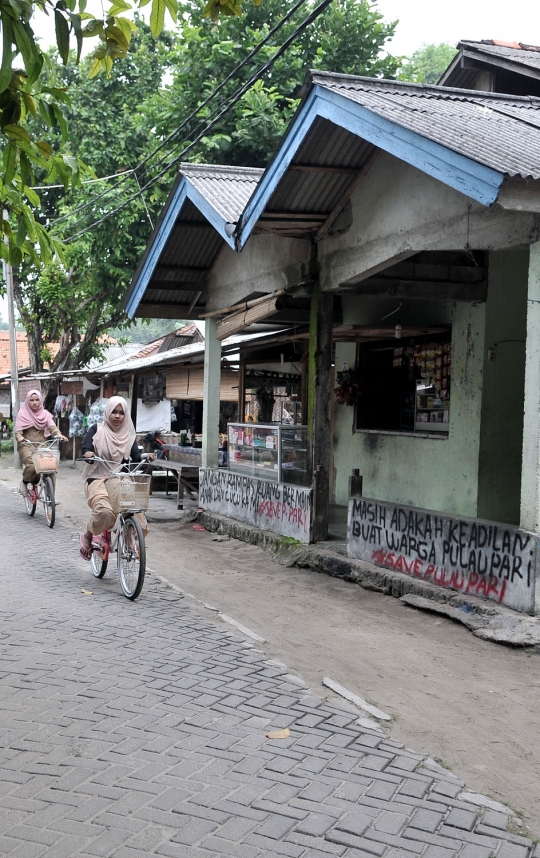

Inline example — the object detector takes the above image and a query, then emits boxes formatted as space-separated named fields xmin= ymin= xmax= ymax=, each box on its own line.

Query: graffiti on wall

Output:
xmin=348 ymin=498 xmax=537 ymax=613
xmin=199 ymin=469 xmax=312 ymax=542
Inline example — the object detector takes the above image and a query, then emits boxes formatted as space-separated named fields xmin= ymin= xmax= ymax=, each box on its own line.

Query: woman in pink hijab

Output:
xmin=15 ymin=390 xmax=67 ymax=495
xmin=79 ymin=396 xmax=154 ymax=561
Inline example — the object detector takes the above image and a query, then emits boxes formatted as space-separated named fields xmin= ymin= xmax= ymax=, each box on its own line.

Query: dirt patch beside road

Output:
xmin=2 ymin=458 xmax=540 ymax=834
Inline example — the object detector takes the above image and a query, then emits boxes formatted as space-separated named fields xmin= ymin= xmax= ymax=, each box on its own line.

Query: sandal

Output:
xmin=79 ymin=534 xmax=92 ymax=562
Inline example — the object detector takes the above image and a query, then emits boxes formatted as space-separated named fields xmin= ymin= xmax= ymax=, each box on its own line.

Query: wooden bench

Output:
xmin=147 ymin=460 xmax=199 ymax=510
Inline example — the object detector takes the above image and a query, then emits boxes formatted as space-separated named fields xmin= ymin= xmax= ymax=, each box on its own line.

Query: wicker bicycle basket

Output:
xmin=105 ymin=474 xmax=151 ymax=514
xmin=31 ymin=449 xmax=60 ymax=474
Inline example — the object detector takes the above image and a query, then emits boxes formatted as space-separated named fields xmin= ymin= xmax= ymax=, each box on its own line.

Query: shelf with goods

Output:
xmin=413 ymin=340 xmax=451 ymax=435
xmin=227 ymin=423 xmax=309 ymax=485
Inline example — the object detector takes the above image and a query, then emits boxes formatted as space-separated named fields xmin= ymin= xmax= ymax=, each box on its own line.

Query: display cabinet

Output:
xmin=228 ymin=423 xmax=310 ymax=486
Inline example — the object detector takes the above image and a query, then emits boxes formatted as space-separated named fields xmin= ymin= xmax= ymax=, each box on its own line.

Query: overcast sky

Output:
xmin=379 ymin=0 xmax=539 ymax=56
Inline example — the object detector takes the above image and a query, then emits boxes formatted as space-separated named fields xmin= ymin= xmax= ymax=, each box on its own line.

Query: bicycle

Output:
xmin=78 ymin=455 xmax=152 ymax=600
xmin=20 ymin=438 xmax=59 ymax=528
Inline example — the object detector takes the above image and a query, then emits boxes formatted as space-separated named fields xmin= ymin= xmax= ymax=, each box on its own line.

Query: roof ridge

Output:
xmin=180 ymin=162 xmax=264 ymax=178
xmin=459 ymin=38 xmax=540 ymax=53
xmin=309 ymin=70 xmax=540 ymax=104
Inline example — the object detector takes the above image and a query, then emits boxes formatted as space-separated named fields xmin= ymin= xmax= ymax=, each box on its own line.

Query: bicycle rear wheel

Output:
xmin=118 ymin=517 xmax=145 ymax=600
xmin=24 ymin=485 xmax=37 ymax=517
xmin=42 ymin=476 xmax=55 ymax=528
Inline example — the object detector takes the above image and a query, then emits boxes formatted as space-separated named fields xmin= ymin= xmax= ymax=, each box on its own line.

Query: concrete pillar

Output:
xmin=202 ymin=317 xmax=221 ymax=469
xmin=307 ymin=274 xmax=333 ymax=541
xmin=520 ymin=243 xmax=540 ymax=531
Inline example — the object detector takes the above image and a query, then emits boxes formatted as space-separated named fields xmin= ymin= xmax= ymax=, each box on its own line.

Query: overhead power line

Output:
xmin=53 ymin=0 xmax=310 ymax=229
xmin=61 ymin=0 xmax=333 ymax=242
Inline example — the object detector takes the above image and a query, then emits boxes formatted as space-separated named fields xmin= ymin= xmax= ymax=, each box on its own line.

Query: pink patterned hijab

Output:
xmin=15 ymin=390 xmax=54 ymax=435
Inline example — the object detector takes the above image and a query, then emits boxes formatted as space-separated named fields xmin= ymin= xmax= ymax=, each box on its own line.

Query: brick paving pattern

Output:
xmin=0 ymin=488 xmax=533 ymax=858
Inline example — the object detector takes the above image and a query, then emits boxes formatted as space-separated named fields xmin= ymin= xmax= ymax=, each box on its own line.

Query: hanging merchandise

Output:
xmin=87 ymin=397 xmax=107 ymax=428
xmin=69 ymin=407 xmax=85 ymax=438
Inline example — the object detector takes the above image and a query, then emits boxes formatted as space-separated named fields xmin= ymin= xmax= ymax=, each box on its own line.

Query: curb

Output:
xmin=198 ymin=510 xmax=540 ymax=646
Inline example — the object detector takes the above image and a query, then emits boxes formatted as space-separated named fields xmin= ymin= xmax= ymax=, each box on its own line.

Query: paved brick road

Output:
xmin=0 ymin=487 xmax=535 ymax=858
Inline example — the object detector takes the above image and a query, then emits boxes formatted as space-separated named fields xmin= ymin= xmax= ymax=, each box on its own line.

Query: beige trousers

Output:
xmin=18 ymin=427 xmax=47 ymax=483
xmin=85 ymin=479 xmax=148 ymax=536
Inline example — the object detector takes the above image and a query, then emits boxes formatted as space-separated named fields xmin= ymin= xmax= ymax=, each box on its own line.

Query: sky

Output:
xmin=2 ymin=0 xmax=539 ymax=322
xmin=378 ymin=0 xmax=540 ymax=56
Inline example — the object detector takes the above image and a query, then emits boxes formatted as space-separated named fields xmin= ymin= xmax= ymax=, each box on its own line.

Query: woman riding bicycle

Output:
xmin=79 ymin=396 xmax=154 ymax=561
xmin=15 ymin=389 xmax=67 ymax=496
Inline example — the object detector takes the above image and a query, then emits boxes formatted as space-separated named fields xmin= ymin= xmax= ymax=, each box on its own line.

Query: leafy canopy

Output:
xmin=399 ymin=42 xmax=458 ymax=85
xmin=147 ymin=0 xmax=400 ymax=167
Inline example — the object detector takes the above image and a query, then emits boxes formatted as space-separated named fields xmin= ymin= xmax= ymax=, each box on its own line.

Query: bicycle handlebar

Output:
xmin=76 ymin=453 xmax=153 ymax=475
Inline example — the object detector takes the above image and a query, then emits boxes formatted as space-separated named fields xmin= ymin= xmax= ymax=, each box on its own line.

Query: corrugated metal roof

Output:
xmin=459 ymin=40 xmax=540 ymax=72
xmin=124 ymin=165 xmax=263 ymax=319
xmin=310 ymin=71 xmax=540 ymax=180
xmin=179 ymin=163 xmax=263 ymax=223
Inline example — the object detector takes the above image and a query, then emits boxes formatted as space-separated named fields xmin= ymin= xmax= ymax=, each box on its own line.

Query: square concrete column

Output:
xmin=520 ymin=242 xmax=540 ymax=531
xmin=202 ymin=317 xmax=221 ymax=469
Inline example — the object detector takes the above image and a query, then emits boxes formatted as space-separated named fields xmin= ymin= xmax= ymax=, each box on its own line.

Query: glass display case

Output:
xmin=228 ymin=423 xmax=310 ymax=486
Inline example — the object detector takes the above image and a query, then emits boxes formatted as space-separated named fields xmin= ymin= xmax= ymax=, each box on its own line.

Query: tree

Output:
xmin=12 ymin=23 xmax=173 ymax=376
xmin=146 ymin=0 xmax=400 ymax=167
xmin=0 ymin=0 xmax=179 ymax=271
xmin=399 ymin=43 xmax=458 ymax=85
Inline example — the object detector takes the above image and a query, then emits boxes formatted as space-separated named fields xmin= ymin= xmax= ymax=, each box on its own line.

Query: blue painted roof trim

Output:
xmin=125 ymin=177 xmax=234 ymax=319
xmin=237 ymin=85 xmax=505 ymax=249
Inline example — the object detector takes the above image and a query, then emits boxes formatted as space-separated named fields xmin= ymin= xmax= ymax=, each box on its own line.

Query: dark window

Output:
xmin=355 ymin=333 xmax=452 ymax=435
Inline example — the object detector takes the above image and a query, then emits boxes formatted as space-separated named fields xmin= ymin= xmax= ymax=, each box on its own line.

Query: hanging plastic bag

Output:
xmin=87 ymin=397 xmax=106 ymax=428
xmin=69 ymin=407 xmax=85 ymax=438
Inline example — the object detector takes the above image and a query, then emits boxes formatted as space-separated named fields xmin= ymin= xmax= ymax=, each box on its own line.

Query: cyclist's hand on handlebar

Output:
xmin=141 ymin=452 xmax=156 ymax=462
xmin=57 ymin=434 xmax=68 ymax=443
xmin=83 ymin=451 xmax=96 ymax=459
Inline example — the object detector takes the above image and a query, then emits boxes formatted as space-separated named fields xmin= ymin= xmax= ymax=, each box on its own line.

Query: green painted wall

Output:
xmin=477 ymin=250 xmax=528 ymax=524
xmin=333 ymin=295 xmax=486 ymax=516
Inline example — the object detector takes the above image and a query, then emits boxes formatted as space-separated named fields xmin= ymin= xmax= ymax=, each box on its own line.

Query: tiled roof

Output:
xmin=180 ymin=163 xmax=264 ymax=223
xmin=311 ymin=71 xmax=540 ymax=180
xmin=458 ymin=40 xmax=540 ymax=71
xmin=0 ymin=332 xmax=60 ymax=374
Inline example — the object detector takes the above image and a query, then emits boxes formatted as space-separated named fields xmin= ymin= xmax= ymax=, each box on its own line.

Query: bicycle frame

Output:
xmin=20 ymin=438 xmax=59 ymax=528
xmin=79 ymin=453 xmax=151 ymax=600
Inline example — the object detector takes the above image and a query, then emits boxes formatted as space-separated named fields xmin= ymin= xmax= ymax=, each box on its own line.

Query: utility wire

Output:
xmin=62 ymin=0 xmax=332 ymax=242
xmin=53 ymin=0 xmax=310 ymax=228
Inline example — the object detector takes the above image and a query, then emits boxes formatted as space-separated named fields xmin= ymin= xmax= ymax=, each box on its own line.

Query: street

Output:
xmin=0 ymin=466 xmax=539 ymax=857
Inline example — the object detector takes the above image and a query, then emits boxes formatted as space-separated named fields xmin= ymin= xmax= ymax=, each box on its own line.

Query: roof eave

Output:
xmin=237 ymin=83 xmax=504 ymax=249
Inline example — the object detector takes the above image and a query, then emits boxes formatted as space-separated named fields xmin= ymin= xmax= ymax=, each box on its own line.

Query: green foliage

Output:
xmin=147 ymin=0 xmax=400 ymax=166
xmin=399 ymin=42 xmax=458 ymax=85
xmin=0 ymin=0 xmax=177 ymax=269
xmin=13 ymin=24 xmax=173 ymax=373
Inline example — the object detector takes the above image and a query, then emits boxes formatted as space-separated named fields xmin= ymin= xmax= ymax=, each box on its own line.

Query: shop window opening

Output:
xmin=355 ymin=333 xmax=452 ymax=436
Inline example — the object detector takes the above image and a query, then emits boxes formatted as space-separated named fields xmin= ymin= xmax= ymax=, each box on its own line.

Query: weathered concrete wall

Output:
xmin=206 ymin=235 xmax=311 ymax=312
xmin=477 ymin=251 xmax=528 ymax=525
xmin=520 ymin=243 xmax=540 ymax=553
xmin=318 ymin=152 xmax=540 ymax=290
xmin=199 ymin=468 xmax=312 ymax=543
xmin=348 ymin=496 xmax=537 ymax=614
xmin=332 ymin=294 xmax=485 ymax=517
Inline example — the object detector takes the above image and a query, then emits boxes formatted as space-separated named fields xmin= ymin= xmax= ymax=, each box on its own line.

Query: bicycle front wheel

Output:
xmin=42 ymin=476 xmax=55 ymax=528
xmin=118 ymin=517 xmax=145 ymax=600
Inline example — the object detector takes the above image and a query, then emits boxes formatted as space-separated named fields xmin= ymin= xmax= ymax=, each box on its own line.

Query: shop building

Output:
xmin=124 ymin=71 xmax=540 ymax=613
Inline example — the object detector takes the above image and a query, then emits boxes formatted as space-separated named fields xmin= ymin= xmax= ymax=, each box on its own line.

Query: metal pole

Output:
xmin=2 ymin=212 xmax=20 ymax=467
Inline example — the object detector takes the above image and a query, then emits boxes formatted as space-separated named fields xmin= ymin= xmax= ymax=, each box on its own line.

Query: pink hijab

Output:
xmin=15 ymin=390 xmax=54 ymax=435
xmin=83 ymin=396 xmax=136 ymax=480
